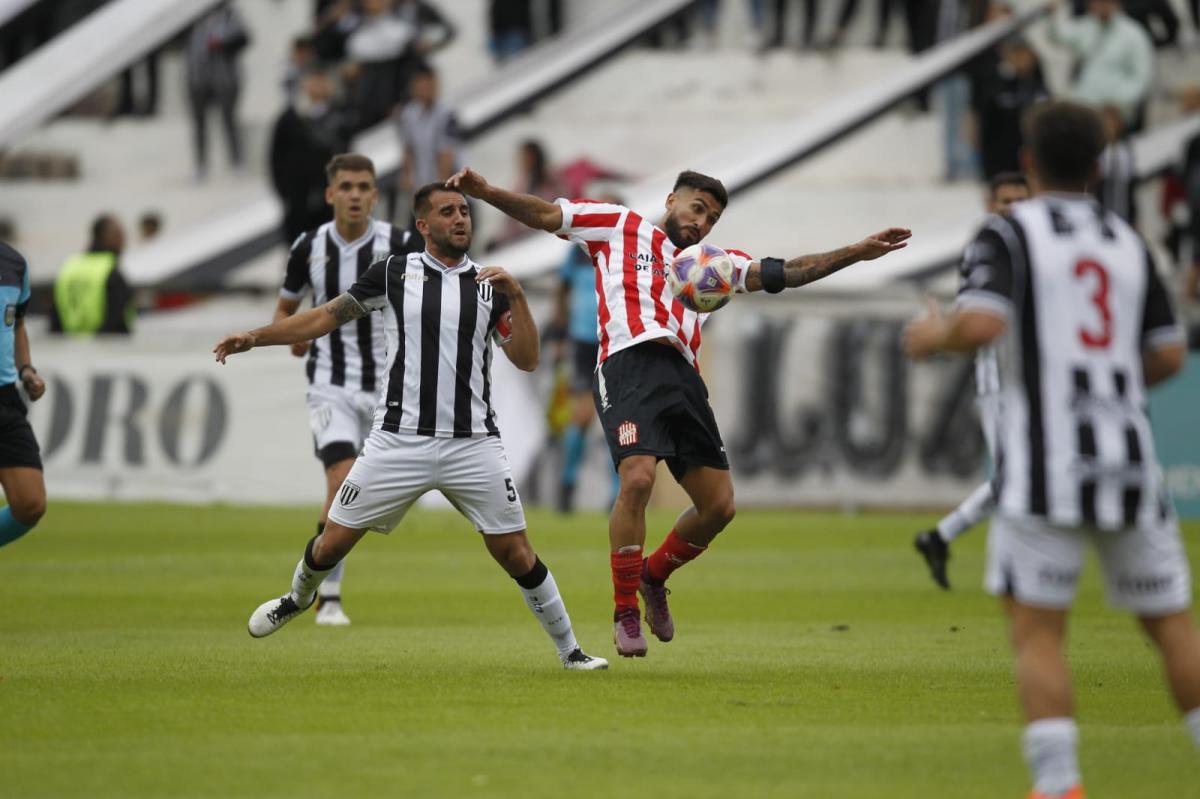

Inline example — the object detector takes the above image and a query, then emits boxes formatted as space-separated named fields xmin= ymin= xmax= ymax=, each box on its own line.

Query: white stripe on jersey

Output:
xmin=354 ymin=251 xmax=508 ymax=438
xmin=972 ymin=196 xmax=1179 ymax=531
xmin=554 ymin=198 xmax=753 ymax=368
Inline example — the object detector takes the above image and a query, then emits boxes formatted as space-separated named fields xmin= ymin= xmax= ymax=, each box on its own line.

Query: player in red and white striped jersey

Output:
xmin=450 ymin=166 xmax=910 ymax=657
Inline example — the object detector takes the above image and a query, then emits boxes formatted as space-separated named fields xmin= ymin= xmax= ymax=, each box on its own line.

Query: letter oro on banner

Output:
xmin=25 ymin=330 xmax=546 ymax=506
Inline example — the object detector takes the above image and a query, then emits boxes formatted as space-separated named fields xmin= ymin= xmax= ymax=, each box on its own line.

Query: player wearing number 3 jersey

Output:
xmin=905 ymin=101 xmax=1200 ymax=799
xmin=214 ymin=182 xmax=607 ymax=671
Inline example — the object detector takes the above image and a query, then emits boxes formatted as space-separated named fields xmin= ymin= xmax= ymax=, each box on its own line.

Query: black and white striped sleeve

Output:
xmin=280 ymin=232 xmax=312 ymax=301
xmin=1140 ymin=246 xmax=1184 ymax=351
xmin=347 ymin=257 xmax=390 ymax=312
xmin=955 ymin=223 xmax=1014 ymax=320
xmin=280 ymin=235 xmax=314 ymax=303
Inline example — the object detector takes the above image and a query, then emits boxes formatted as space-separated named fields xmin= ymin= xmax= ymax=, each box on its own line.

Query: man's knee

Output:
xmin=12 ymin=494 xmax=46 ymax=526
xmin=703 ymin=494 xmax=736 ymax=530
xmin=486 ymin=532 xmax=535 ymax=575
xmin=618 ymin=460 xmax=656 ymax=503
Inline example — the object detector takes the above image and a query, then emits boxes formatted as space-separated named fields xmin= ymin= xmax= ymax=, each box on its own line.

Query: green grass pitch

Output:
xmin=1 ymin=502 xmax=1197 ymax=798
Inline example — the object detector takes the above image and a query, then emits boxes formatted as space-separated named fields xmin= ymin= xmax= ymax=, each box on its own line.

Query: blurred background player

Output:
xmin=914 ymin=171 xmax=1030 ymax=589
xmin=905 ymin=101 xmax=1200 ymax=799
xmin=448 ymin=164 xmax=909 ymax=657
xmin=0 ymin=241 xmax=46 ymax=550
xmin=215 ymin=182 xmax=606 ymax=670
xmin=275 ymin=153 xmax=413 ymax=626
xmin=49 ymin=214 xmax=135 ymax=336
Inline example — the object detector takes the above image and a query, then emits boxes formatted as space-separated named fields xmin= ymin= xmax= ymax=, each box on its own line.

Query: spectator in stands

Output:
xmin=49 ymin=215 xmax=134 ymax=336
xmin=344 ymin=0 xmax=414 ymax=129
xmin=117 ymin=49 xmax=160 ymax=118
xmin=395 ymin=0 xmax=456 ymax=56
xmin=283 ymin=36 xmax=319 ymax=100
xmin=394 ymin=63 xmax=463 ymax=221
xmin=186 ymin=2 xmax=250 ymax=180
xmin=487 ymin=140 xmax=563 ymax=250
xmin=489 ymin=0 xmax=534 ymax=60
xmin=969 ymin=27 xmax=1048 ymax=180
xmin=139 ymin=212 xmax=163 ymax=243
xmin=821 ymin=0 xmax=894 ymax=49
xmin=1094 ymin=105 xmax=1137 ymax=225
xmin=314 ymin=0 xmax=356 ymax=62
xmin=1047 ymin=0 xmax=1154 ymax=131
xmin=272 ymin=68 xmax=355 ymax=243
xmin=763 ymin=0 xmax=819 ymax=49
xmin=1125 ymin=0 xmax=1180 ymax=47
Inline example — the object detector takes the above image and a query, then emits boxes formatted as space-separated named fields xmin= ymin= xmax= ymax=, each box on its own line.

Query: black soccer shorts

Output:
xmin=592 ymin=341 xmax=729 ymax=481
xmin=0 ymin=383 xmax=42 ymax=470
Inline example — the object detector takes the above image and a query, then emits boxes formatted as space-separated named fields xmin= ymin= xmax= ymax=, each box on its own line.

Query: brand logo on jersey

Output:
xmin=628 ymin=252 xmax=667 ymax=278
xmin=339 ymin=481 xmax=361 ymax=507
xmin=617 ymin=421 xmax=639 ymax=447
xmin=308 ymin=256 xmax=329 ymax=268
xmin=478 ymin=282 xmax=493 ymax=302
xmin=400 ymin=273 xmax=430 ymax=281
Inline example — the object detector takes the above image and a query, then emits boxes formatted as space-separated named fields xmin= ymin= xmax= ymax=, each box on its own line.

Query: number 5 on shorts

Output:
xmin=505 ymin=478 xmax=517 ymax=502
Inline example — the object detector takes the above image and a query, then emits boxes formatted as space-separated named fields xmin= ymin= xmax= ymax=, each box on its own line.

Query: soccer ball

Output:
xmin=668 ymin=243 xmax=737 ymax=313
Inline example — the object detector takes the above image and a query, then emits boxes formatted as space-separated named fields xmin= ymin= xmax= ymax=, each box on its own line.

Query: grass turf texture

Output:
xmin=1 ymin=503 xmax=1197 ymax=798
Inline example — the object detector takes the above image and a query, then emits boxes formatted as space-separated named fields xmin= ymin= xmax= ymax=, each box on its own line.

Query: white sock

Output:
xmin=937 ymin=482 xmax=995 ymax=542
xmin=1186 ymin=707 xmax=1200 ymax=749
xmin=1022 ymin=718 xmax=1081 ymax=796
xmin=289 ymin=536 xmax=336 ymax=606
xmin=318 ymin=559 xmax=346 ymax=599
xmin=515 ymin=559 xmax=578 ymax=659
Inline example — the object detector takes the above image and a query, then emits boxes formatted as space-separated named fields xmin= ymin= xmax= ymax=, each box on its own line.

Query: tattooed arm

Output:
xmin=742 ymin=228 xmax=912 ymax=293
xmin=214 ymin=293 xmax=367 ymax=363
xmin=447 ymin=167 xmax=563 ymax=233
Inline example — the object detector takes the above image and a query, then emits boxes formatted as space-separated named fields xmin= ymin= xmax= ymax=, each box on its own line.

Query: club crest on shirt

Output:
xmin=478 ymin=282 xmax=493 ymax=302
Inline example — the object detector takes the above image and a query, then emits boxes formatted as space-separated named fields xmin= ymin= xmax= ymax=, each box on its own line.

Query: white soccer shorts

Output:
xmin=306 ymin=383 xmax=377 ymax=460
xmin=984 ymin=512 xmax=1193 ymax=616
xmin=326 ymin=430 xmax=527 ymax=535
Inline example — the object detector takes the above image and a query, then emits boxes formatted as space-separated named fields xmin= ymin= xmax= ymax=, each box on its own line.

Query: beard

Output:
xmin=663 ymin=214 xmax=701 ymax=249
xmin=430 ymin=229 xmax=471 ymax=260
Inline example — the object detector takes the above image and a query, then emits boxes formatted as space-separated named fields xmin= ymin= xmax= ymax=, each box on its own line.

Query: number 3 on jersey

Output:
xmin=1074 ymin=259 xmax=1112 ymax=349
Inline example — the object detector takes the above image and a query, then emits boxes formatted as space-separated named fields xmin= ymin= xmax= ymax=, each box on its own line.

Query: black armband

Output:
xmin=760 ymin=257 xmax=785 ymax=294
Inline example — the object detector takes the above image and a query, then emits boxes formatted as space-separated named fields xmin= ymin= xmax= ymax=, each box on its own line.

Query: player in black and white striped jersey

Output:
xmin=215 ymin=182 xmax=607 ymax=671
xmin=273 ymin=153 xmax=416 ymax=627
xmin=914 ymin=172 xmax=1030 ymax=589
xmin=905 ymin=101 xmax=1200 ymax=799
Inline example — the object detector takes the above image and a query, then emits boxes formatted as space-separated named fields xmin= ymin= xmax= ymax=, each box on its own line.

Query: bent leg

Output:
xmin=317 ymin=457 xmax=356 ymax=600
xmin=0 ymin=466 xmax=46 ymax=548
xmin=1139 ymin=609 xmax=1200 ymax=747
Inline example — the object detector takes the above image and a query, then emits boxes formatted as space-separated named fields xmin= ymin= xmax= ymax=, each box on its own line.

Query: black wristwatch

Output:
xmin=18 ymin=364 xmax=36 ymax=380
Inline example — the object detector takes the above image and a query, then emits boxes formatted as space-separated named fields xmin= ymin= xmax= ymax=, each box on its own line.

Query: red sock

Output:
xmin=611 ymin=547 xmax=642 ymax=615
xmin=646 ymin=529 xmax=705 ymax=584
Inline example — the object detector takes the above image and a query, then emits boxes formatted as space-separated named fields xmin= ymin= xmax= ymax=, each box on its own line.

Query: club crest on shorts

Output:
xmin=617 ymin=420 xmax=639 ymax=447
xmin=338 ymin=481 xmax=361 ymax=507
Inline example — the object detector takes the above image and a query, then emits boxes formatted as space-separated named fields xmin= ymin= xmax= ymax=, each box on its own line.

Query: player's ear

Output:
xmin=664 ymin=191 xmax=676 ymax=212
xmin=325 ymin=183 xmax=335 ymax=206
xmin=414 ymin=216 xmax=430 ymax=237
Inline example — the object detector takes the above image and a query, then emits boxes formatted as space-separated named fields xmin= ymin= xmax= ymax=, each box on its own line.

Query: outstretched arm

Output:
xmin=446 ymin=167 xmax=563 ymax=233
xmin=213 ymin=293 xmax=366 ymax=363
xmin=742 ymin=228 xmax=911 ymax=292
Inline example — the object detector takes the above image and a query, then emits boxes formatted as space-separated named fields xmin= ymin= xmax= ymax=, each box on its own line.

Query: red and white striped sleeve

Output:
xmin=725 ymin=247 xmax=755 ymax=293
xmin=554 ymin=198 xmax=626 ymax=244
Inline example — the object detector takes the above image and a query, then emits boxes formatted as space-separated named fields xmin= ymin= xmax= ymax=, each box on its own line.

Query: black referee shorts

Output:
xmin=0 ymin=383 xmax=42 ymax=470
xmin=569 ymin=339 xmax=599 ymax=394
xmin=592 ymin=341 xmax=728 ymax=481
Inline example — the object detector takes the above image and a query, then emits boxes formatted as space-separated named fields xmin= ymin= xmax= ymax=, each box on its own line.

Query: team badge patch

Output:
xmin=338 ymin=481 xmax=361 ymax=507
xmin=617 ymin=421 xmax=639 ymax=447
xmin=478 ymin=282 xmax=493 ymax=302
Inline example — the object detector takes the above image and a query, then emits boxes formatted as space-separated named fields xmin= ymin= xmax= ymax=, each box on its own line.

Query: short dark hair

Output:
xmin=413 ymin=182 xmax=465 ymax=217
xmin=673 ymin=170 xmax=729 ymax=209
xmin=988 ymin=171 xmax=1029 ymax=196
xmin=88 ymin=213 xmax=117 ymax=250
xmin=1022 ymin=101 xmax=1106 ymax=188
xmin=325 ymin=153 xmax=376 ymax=184
xmin=411 ymin=61 xmax=436 ymax=81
